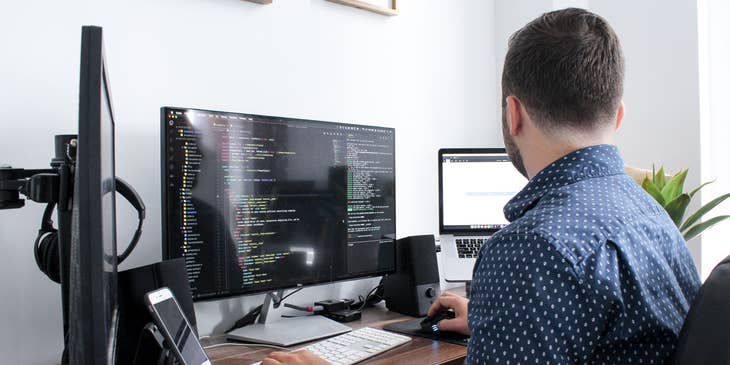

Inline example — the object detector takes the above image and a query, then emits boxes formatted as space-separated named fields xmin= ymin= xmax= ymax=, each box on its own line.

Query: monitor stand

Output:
xmin=226 ymin=290 xmax=351 ymax=347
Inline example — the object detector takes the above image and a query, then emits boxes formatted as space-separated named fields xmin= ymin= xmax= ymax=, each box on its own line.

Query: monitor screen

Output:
xmin=162 ymin=107 xmax=396 ymax=300
xmin=439 ymin=149 xmax=527 ymax=232
xmin=68 ymin=25 xmax=118 ymax=365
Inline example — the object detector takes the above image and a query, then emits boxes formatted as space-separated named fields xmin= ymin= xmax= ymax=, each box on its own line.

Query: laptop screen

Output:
xmin=438 ymin=149 xmax=528 ymax=233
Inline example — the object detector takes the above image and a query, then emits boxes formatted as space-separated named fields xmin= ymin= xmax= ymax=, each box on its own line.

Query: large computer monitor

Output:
xmin=161 ymin=106 xmax=396 ymax=343
xmin=67 ymin=25 xmax=119 ymax=365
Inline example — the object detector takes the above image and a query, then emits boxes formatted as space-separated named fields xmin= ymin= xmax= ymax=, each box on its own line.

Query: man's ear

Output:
xmin=506 ymin=95 xmax=524 ymax=136
xmin=615 ymin=101 xmax=624 ymax=130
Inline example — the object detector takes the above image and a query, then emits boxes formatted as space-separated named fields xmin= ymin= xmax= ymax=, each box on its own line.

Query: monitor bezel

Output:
xmin=438 ymin=147 xmax=511 ymax=235
xmin=70 ymin=25 xmax=119 ymax=364
xmin=160 ymin=106 xmax=397 ymax=302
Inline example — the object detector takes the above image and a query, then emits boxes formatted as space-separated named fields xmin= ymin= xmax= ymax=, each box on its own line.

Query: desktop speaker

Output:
xmin=116 ymin=258 xmax=196 ymax=365
xmin=383 ymin=235 xmax=441 ymax=317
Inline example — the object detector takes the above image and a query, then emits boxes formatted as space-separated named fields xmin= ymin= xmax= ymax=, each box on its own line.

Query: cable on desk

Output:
xmin=283 ymin=303 xmax=323 ymax=313
xmin=352 ymin=280 xmax=385 ymax=311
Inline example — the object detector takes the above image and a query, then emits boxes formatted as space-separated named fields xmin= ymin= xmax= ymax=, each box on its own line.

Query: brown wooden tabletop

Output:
xmin=203 ymin=287 xmax=468 ymax=365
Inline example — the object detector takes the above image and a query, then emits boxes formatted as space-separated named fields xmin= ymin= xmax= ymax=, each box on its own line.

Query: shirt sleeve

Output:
xmin=466 ymin=233 xmax=619 ymax=365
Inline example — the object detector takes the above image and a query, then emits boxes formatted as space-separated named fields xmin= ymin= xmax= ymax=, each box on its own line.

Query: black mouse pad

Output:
xmin=383 ymin=318 xmax=470 ymax=346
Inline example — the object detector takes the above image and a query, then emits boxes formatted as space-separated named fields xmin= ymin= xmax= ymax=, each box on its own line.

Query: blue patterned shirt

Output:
xmin=466 ymin=144 xmax=701 ymax=364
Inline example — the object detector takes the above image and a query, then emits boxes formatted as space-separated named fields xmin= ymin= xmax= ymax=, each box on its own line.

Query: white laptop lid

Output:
xmin=438 ymin=148 xmax=528 ymax=235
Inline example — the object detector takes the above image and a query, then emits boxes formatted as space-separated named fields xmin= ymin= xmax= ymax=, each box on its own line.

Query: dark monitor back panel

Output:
xmin=70 ymin=25 xmax=118 ymax=365
xmin=161 ymin=107 xmax=396 ymax=300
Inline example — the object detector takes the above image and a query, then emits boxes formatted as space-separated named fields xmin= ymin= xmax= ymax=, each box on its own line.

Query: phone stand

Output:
xmin=117 ymin=259 xmax=196 ymax=365
xmin=132 ymin=323 xmax=176 ymax=365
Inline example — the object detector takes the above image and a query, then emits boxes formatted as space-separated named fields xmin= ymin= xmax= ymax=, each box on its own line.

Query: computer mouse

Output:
xmin=420 ymin=310 xmax=456 ymax=333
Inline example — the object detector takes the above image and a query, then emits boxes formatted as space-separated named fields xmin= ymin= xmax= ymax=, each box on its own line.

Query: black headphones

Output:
xmin=34 ymin=177 xmax=145 ymax=283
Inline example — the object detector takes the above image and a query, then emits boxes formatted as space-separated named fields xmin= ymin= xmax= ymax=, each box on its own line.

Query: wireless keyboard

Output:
xmin=250 ymin=327 xmax=411 ymax=365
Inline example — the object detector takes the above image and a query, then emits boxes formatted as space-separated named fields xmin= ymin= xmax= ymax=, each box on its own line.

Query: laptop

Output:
xmin=438 ymin=148 xmax=528 ymax=281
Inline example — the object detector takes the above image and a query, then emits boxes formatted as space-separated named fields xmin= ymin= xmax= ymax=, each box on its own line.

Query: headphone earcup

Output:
xmin=36 ymin=230 xmax=61 ymax=284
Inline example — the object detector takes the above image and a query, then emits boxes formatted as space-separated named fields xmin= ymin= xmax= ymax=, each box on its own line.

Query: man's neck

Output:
xmin=523 ymin=132 xmax=615 ymax=179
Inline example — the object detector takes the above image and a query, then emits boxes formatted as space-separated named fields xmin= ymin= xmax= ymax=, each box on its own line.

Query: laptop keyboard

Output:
xmin=456 ymin=238 xmax=485 ymax=258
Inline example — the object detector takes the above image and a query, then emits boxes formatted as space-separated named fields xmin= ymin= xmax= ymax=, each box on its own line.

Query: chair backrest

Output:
xmin=668 ymin=254 xmax=730 ymax=365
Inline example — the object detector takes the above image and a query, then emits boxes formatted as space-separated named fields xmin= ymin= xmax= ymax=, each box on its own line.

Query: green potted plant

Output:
xmin=626 ymin=166 xmax=730 ymax=240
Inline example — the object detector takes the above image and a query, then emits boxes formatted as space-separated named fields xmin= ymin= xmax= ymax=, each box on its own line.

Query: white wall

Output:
xmin=0 ymin=1 xmax=497 ymax=363
xmin=699 ymin=0 xmax=730 ymax=279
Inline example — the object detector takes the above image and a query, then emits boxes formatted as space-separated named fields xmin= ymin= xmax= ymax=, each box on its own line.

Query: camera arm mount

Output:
xmin=0 ymin=167 xmax=60 ymax=209
xmin=0 ymin=134 xmax=77 ymax=211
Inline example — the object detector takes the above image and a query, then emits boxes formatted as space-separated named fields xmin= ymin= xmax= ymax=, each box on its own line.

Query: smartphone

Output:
xmin=145 ymin=287 xmax=211 ymax=365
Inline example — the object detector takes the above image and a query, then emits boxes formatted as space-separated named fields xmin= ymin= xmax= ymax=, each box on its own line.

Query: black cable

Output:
xmin=353 ymin=283 xmax=384 ymax=311
xmin=283 ymin=303 xmax=310 ymax=312
xmin=276 ymin=287 xmax=303 ymax=305
xmin=225 ymin=305 xmax=262 ymax=333
xmin=284 ymin=303 xmax=323 ymax=312
xmin=357 ymin=285 xmax=380 ymax=311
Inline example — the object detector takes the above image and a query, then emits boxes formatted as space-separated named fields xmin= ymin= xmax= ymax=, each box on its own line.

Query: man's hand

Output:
xmin=426 ymin=291 xmax=471 ymax=336
xmin=261 ymin=349 xmax=330 ymax=365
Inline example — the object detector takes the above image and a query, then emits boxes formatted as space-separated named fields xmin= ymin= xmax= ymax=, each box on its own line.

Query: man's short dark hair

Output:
xmin=502 ymin=8 xmax=624 ymax=132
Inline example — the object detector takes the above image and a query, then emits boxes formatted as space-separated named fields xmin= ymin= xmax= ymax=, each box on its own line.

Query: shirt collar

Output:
xmin=504 ymin=144 xmax=625 ymax=221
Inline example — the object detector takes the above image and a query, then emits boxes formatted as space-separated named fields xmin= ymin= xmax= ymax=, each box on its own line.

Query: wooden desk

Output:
xmin=204 ymin=300 xmax=467 ymax=364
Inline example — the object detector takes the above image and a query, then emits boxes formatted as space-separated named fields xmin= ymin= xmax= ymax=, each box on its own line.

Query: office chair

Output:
xmin=667 ymin=254 xmax=730 ymax=365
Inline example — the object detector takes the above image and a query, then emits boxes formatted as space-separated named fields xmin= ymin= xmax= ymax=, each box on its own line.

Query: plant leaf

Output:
xmin=642 ymin=177 xmax=666 ymax=206
xmin=680 ymin=192 xmax=730 ymax=232
xmin=664 ymin=193 xmax=691 ymax=226
xmin=689 ymin=179 xmax=715 ymax=198
xmin=683 ymin=215 xmax=730 ymax=241
xmin=661 ymin=169 xmax=688 ymax=203
xmin=655 ymin=166 xmax=667 ymax=190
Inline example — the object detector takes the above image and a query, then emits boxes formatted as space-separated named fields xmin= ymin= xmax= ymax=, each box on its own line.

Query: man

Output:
xmin=428 ymin=7 xmax=701 ymax=364
xmin=262 ymin=7 xmax=700 ymax=365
